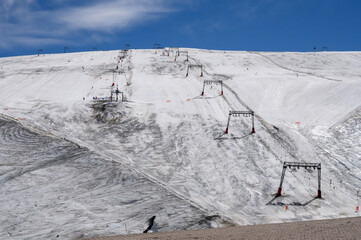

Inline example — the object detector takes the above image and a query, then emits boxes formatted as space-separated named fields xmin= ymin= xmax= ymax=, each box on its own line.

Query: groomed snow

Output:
xmin=0 ymin=49 xmax=360 ymax=239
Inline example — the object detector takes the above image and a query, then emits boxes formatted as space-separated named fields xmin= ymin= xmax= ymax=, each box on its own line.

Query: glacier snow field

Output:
xmin=0 ymin=49 xmax=360 ymax=239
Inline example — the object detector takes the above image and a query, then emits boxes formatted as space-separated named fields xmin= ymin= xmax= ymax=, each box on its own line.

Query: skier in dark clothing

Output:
xmin=143 ymin=216 xmax=156 ymax=233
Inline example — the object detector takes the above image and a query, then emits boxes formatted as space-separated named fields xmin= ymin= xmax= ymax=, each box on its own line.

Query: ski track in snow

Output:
xmin=249 ymin=51 xmax=344 ymax=82
xmin=0 ymin=116 xmax=225 ymax=240
xmin=0 ymin=49 xmax=360 ymax=239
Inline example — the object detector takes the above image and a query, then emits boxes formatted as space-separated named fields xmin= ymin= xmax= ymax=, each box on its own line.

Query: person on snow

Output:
xmin=143 ymin=216 xmax=157 ymax=233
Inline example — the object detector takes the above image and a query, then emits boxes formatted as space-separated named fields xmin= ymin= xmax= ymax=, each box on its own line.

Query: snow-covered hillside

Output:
xmin=0 ymin=49 xmax=360 ymax=239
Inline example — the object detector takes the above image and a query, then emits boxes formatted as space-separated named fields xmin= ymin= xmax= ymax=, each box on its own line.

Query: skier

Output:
xmin=143 ymin=216 xmax=156 ymax=233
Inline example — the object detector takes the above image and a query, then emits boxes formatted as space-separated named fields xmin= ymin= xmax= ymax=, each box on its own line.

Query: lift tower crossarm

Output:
xmin=229 ymin=111 xmax=254 ymax=115
xmin=284 ymin=162 xmax=321 ymax=168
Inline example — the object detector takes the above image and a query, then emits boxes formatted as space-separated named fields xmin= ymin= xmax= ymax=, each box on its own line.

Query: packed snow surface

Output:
xmin=0 ymin=49 xmax=360 ymax=239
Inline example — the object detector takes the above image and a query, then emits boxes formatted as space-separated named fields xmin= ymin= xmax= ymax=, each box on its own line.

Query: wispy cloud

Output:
xmin=0 ymin=0 xmax=179 ymax=50
xmin=231 ymin=0 xmax=277 ymax=21
xmin=56 ymin=0 xmax=175 ymax=31
xmin=7 ymin=36 xmax=73 ymax=46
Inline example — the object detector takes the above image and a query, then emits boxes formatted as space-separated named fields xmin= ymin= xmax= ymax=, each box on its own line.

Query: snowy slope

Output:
xmin=0 ymin=117 xmax=220 ymax=240
xmin=0 ymin=49 xmax=360 ymax=239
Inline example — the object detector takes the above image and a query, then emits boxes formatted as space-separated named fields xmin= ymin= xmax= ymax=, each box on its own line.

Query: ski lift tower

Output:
xmin=174 ymin=51 xmax=189 ymax=61
xmin=186 ymin=64 xmax=203 ymax=77
xmin=153 ymin=43 xmax=161 ymax=49
xmin=225 ymin=111 xmax=255 ymax=134
xmin=125 ymin=44 xmax=131 ymax=50
xmin=276 ymin=162 xmax=322 ymax=198
xmin=153 ymin=43 xmax=162 ymax=54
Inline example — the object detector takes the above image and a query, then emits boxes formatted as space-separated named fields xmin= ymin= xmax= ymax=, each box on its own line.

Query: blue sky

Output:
xmin=1 ymin=0 xmax=361 ymax=57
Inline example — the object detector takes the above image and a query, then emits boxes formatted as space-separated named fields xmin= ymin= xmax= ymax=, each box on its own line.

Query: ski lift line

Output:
xmin=187 ymin=55 xmax=275 ymax=133
xmin=187 ymin=56 xmax=282 ymax=140
xmin=188 ymin=57 xmax=347 ymax=201
xmin=186 ymin=56 xmax=258 ymax=122
xmin=221 ymin=83 xmax=276 ymax=133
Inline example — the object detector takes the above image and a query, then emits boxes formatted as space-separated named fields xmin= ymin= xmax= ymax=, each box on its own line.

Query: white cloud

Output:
xmin=8 ymin=36 xmax=73 ymax=46
xmin=55 ymin=0 xmax=175 ymax=31
xmin=0 ymin=0 xmax=35 ymax=21
xmin=0 ymin=0 xmax=178 ymax=50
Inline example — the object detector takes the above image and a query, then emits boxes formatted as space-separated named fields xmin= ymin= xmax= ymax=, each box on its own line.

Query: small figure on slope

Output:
xmin=143 ymin=216 xmax=157 ymax=233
